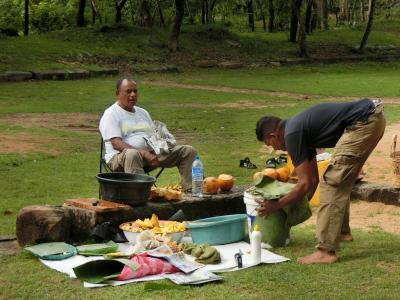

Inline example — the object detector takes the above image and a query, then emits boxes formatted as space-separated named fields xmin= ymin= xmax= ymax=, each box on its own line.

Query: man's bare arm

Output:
xmin=257 ymin=157 xmax=319 ymax=216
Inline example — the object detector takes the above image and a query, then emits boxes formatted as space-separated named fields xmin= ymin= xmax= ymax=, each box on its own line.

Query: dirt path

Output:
xmin=303 ymin=201 xmax=400 ymax=236
xmin=142 ymin=80 xmax=400 ymax=104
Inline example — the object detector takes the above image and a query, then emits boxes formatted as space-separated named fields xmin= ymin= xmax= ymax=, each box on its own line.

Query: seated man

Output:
xmin=99 ymin=78 xmax=196 ymax=191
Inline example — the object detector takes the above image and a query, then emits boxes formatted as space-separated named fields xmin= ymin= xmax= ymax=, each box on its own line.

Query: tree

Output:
xmin=90 ymin=0 xmax=102 ymax=24
xmin=317 ymin=0 xmax=328 ymax=29
xmin=169 ymin=0 xmax=185 ymax=52
xmin=359 ymin=0 xmax=376 ymax=51
xmin=298 ymin=0 xmax=314 ymax=57
xmin=267 ymin=0 xmax=275 ymax=32
xmin=256 ymin=0 xmax=267 ymax=31
xmin=77 ymin=0 xmax=86 ymax=27
xmin=247 ymin=0 xmax=255 ymax=32
xmin=116 ymin=0 xmax=127 ymax=23
xmin=24 ymin=0 xmax=29 ymax=36
xmin=289 ymin=0 xmax=302 ymax=42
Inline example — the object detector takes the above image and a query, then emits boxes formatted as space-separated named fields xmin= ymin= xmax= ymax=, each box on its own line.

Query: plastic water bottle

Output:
xmin=192 ymin=155 xmax=204 ymax=197
xmin=251 ymin=224 xmax=262 ymax=265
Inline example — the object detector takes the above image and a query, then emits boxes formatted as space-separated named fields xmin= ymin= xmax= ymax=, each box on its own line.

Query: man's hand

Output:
xmin=141 ymin=151 xmax=160 ymax=168
xmin=255 ymin=199 xmax=281 ymax=216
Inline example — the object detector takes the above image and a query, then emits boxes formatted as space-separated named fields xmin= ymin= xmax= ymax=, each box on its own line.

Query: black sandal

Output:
xmin=266 ymin=158 xmax=278 ymax=168
xmin=239 ymin=157 xmax=257 ymax=169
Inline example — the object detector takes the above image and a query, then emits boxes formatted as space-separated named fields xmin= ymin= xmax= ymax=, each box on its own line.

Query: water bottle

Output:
xmin=251 ymin=224 xmax=262 ymax=265
xmin=192 ymin=155 xmax=204 ymax=197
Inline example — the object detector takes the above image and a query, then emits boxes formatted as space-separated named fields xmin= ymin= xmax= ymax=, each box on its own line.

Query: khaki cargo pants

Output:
xmin=316 ymin=104 xmax=386 ymax=252
xmin=108 ymin=145 xmax=196 ymax=191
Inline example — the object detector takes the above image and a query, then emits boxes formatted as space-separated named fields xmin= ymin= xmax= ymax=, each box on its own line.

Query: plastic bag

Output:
xmin=117 ymin=252 xmax=179 ymax=280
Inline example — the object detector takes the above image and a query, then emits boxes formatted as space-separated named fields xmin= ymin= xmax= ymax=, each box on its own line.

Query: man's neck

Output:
xmin=117 ymin=101 xmax=135 ymax=112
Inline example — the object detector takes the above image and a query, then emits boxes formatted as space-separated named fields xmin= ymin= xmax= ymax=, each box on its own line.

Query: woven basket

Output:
xmin=390 ymin=135 xmax=400 ymax=186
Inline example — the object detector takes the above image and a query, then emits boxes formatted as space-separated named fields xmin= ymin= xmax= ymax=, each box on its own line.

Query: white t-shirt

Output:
xmin=99 ymin=103 xmax=155 ymax=163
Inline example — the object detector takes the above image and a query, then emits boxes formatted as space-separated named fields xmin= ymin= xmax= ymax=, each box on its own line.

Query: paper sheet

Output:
xmin=40 ymin=241 xmax=289 ymax=288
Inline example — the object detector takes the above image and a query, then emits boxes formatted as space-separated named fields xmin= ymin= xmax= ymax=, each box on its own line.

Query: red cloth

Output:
xmin=117 ymin=252 xmax=179 ymax=280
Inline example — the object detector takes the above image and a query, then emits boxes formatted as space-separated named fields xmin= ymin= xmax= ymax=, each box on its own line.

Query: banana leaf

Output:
xmin=73 ymin=258 xmax=139 ymax=284
xmin=76 ymin=241 xmax=118 ymax=256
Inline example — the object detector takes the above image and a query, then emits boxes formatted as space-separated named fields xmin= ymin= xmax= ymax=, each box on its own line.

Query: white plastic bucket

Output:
xmin=243 ymin=191 xmax=263 ymax=235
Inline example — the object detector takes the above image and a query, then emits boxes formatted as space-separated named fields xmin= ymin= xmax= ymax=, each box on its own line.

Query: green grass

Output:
xmin=1 ymin=227 xmax=400 ymax=299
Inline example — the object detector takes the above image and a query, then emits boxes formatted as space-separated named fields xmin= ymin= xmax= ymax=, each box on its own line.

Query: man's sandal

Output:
xmin=239 ymin=157 xmax=257 ymax=169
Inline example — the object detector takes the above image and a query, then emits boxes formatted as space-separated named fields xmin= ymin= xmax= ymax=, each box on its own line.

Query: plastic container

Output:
xmin=96 ymin=172 xmax=155 ymax=206
xmin=250 ymin=224 xmax=261 ymax=265
xmin=243 ymin=191 xmax=263 ymax=234
xmin=187 ymin=214 xmax=247 ymax=245
xmin=191 ymin=156 xmax=204 ymax=197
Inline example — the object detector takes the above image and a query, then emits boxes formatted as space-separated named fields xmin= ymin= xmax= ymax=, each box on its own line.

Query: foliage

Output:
xmin=0 ymin=0 xmax=23 ymax=32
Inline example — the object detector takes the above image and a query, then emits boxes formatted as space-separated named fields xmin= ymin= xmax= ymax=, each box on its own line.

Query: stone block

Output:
xmin=351 ymin=182 xmax=400 ymax=205
xmin=89 ymin=69 xmax=119 ymax=77
xmin=194 ymin=60 xmax=218 ymax=68
xmin=218 ymin=61 xmax=244 ymax=69
xmin=16 ymin=205 xmax=71 ymax=246
xmin=32 ymin=70 xmax=71 ymax=80
xmin=1 ymin=71 xmax=33 ymax=81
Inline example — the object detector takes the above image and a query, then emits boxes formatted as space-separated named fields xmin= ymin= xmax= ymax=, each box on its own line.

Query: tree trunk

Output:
xmin=157 ymin=1 xmax=165 ymax=28
xmin=305 ymin=0 xmax=312 ymax=33
xmin=320 ymin=0 xmax=328 ymax=29
xmin=247 ymin=0 xmax=255 ymax=32
xmin=115 ymin=0 xmax=127 ymax=23
xmin=361 ymin=0 xmax=366 ymax=22
xmin=268 ymin=0 xmax=275 ymax=32
xmin=186 ymin=0 xmax=194 ymax=24
xmin=140 ymin=0 xmax=153 ymax=27
xmin=209 ymin=0 xmax=218 ymax=22
xmin=359 ymin=0 xmax=376 ymax=51
xmin=201 ymin=0 xmax=206 ymax=24
xmin=299 ymin=0 xmax=313 ymax=57
xmin=289 ymin=0 xmax=302 ymax=43
xmin=340 ymin=0 xmax=350 ymax=23
xmin=90 ymin=0 xmax=102 ymax=24
xmin=24 ymin=0 xmax=29 ymax=36
xmin=169 ymin=0 xmax=185 ymax=52
xmin=257 ymin=0 xmax=266 ymax=31
xmin=77 ymin=0 xmax=86 ymax=27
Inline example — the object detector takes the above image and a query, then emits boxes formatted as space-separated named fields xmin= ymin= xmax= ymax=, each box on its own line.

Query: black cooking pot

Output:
xmin=96 ymin=172 xmax=155 ymax=206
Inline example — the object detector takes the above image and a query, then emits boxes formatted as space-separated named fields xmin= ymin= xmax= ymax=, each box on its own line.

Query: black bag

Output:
xmin=91 ymin=222 xmax=128 ymax=243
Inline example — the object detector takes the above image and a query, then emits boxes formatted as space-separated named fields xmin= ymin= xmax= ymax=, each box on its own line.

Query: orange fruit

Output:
xmin=276 ymin=167 xmax=290 ymax=182
xmin=262 ymin=168 xmax=278 ymax=179
xmin=253 ymin=171 xmax=264 ymax=181
xmin=217 ymin=174 xmax=235 ymax=191
xmin=203 ymin=177 xmax=220 ymax=194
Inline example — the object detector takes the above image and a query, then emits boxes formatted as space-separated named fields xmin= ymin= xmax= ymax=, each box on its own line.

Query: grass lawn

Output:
xmin=0 ymin=62 xmax=400 ymax=299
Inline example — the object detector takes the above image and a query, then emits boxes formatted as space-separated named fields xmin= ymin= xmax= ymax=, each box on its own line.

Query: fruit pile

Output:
xmin=253 ymin=166 xmax=291 ymax=182
xmin=202 ymin=174 xmax=235 ymax=194
xmin=150 ymin=184 xmax=183 ymax=201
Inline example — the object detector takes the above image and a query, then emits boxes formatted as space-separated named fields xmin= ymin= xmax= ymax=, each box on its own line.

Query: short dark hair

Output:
xmin=116 ymin=78 xmax=136 ymax=91
xmin=255 ymin=116 xmax=282 ymax=141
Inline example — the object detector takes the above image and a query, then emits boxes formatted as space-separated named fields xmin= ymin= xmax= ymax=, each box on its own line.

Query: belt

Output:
xmin=371 ymin=99 xmax=384 ymax=114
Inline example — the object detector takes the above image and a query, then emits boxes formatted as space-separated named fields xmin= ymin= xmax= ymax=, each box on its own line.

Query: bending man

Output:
xmin=99 ymin=78 xmax=196 ymax=191
xmin=255 ymin=98 xmax=385 ymax=264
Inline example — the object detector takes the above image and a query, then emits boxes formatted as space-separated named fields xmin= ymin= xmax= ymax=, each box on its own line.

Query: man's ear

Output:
xmin=116 ymin=90 xmax=119 ymax=96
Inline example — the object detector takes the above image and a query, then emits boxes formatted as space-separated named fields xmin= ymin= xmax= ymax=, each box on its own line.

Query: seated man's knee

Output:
xmin=183 ymin=145 xmax=196 ymax=158
xmin=123 ymin=149 xmax=144 ymax=171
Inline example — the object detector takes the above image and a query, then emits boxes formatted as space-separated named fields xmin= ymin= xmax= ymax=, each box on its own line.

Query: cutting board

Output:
xmin=63 ymin=198 xmax=130 ymax=212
